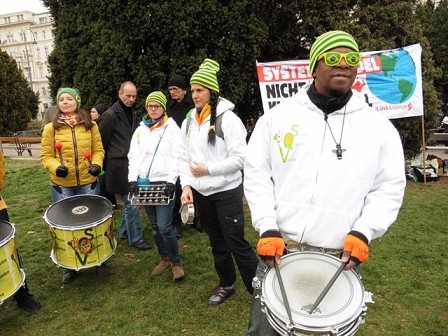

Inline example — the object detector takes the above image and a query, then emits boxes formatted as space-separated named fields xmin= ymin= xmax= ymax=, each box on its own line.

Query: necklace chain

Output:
xmin=325 ymin=105 xmax=347 ymax=160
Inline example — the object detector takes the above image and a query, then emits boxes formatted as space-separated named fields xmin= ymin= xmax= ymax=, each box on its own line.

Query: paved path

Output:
xmin=1 ymin=143 xmax=41 ymax=159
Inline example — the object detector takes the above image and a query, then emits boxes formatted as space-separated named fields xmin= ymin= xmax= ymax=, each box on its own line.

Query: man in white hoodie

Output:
xmin=244 ymin=30 xmax=406 ymax=335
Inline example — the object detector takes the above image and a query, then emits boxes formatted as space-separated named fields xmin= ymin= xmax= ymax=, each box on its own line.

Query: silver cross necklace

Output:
xmin=325 ymin=105 xmax=347 ymax=160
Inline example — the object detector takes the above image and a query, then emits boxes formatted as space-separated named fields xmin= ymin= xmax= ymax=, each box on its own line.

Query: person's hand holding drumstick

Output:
xmin=342 ymin=230 xmax=369 ymax=270
xmin=256 ymin=230 xmax=285 ymax=267
xmin=54 ymin=142 xmax=68 ymax=178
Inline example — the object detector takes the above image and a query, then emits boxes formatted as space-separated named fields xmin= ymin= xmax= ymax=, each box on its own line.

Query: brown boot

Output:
xmin=152 ymin=255 xmax=170 ymax=276
xmin=171 ymin=262 xmax=185 ymax=281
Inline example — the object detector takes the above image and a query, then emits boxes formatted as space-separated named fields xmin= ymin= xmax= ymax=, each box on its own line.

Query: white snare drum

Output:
xmin=259 ymin=252 xmax=373 ymax=336
xmin=0 ymin=220 xmax=26 ymax=304
xmin=44 ymin=195 xmax=116 ymax=270
xmin=130 ymin=183 xmax=173 ymax=205
xmin=180 ymin=203 xmax=194 ymax=224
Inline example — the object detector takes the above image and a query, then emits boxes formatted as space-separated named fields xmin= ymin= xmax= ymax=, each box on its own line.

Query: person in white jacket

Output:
xmin=178 ymin=59 xmax=258 ymax=306
xmin=128 ymin=91 xmax=184 ymax=281
xmin=244 ymin=31 xmax=406 ymax=335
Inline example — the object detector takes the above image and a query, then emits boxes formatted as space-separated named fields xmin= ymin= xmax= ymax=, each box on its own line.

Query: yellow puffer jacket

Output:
xmin=40 ymin=121 xmax=104 ymax=187
xmin=0 ymin=150 xmax=7 ymax=210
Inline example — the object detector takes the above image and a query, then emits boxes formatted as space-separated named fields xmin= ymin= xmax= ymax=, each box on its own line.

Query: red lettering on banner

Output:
xmin=258 ymin=64 xmax=312 ymax=82
xmin=258 ymin=56 xmax=382 ymax=82
xmin=358 ymin=56 xmax=382 ymax=75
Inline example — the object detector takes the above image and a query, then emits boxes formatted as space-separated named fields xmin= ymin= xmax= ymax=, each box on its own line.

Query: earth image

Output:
xmin=366 ymin=48 xmax=417 ymax=104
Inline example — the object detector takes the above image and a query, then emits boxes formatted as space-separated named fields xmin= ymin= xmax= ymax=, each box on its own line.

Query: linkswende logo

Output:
xmin=274 ymin=125 xmax=299 ymax=163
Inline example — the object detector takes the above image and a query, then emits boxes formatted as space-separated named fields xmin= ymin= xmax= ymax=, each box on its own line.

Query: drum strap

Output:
xmin=286 ymin=242 xmax=342 ymax=257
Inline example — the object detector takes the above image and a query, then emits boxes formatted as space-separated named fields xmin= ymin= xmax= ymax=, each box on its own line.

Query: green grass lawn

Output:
xmin=1 ymin=158 xmax=447 ymax=335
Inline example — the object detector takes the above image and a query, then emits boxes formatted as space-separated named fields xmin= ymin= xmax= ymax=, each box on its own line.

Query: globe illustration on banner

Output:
xmin=365 ymin=48 xmax=417 ymax=104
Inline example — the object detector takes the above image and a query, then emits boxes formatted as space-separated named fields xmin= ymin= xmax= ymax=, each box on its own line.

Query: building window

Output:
xmin=39 ymin=67 xmax=44 ymax=77
xmin=20 ymin=33 xmax=25 ymax=42
xmin=37 ymin=48 xmax=41 ymax=58
xmin=41 ymin=87 xmax=46 ymax=96
xmin=39 ymin=17 xmax=46 ymax=24
xmin=42 ymin=30 xmax=46 ymax=39
xmin=4 ymin=17 xmax=11 ymax=24
xmin=7 ymin=34 xmax=13 ymax=43
xmin=45 ymin=46 xmax=49 ymax=57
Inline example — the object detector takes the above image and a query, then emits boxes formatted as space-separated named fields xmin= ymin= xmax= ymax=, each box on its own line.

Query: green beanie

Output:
xmin=56 ymin=87 xmax=81 ymax=107
xmin=145 ymin=91 xmax=167 ymax=110
xmin=309 ymin=30 xmax=359 ymax=75
xmin=190 ymin=58 xmax=220 ymax=92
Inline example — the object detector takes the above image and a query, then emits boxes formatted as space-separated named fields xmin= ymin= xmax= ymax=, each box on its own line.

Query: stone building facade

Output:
xmin=0 ymin=10 xmax=54 ymax=120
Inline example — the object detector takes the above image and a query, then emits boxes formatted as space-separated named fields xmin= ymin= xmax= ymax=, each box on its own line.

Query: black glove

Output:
xmin=88 ymin=164 xmax=101 ymax=177
xmin=163 ymin=182 xmax=175 ymax=198
xmin=128 ymin=181 xmax=138 ymax=195
xmin=56 ymin=165 xmax=68 ymax=178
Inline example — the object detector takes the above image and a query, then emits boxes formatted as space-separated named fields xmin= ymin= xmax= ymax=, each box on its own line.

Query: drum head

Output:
xmin=263 ymin=252 xmax=365 ymax=331
xmin=44 ymin=195 xmax=113 ymax=228
xmin=0 ymin=220 xmax=14 ymax=245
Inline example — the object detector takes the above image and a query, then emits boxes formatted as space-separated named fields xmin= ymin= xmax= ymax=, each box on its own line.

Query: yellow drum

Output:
xmin=0 ymin=220 xmax=26 ymax=304
xmin=44 ymin=195 xmax=116 ymax=270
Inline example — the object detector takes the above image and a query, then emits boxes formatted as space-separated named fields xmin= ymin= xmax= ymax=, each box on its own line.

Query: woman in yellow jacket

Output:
xmin=40 ymin=88 xmax=104 ymax=200
xmin=40 ymin=87 xmax=105 ymax=283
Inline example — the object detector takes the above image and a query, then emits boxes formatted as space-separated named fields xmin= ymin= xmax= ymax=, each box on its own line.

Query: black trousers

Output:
xmin=193 ymin=184 xmax=258 ymax=294
xmin=172 ymin=179 xmax=182 ymax=227
xmin=0 ymin=209 xmax=30 ymax=300
xmin=99 ymin=174 xmax=117 ymax=208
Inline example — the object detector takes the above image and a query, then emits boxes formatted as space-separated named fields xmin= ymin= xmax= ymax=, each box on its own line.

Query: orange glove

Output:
xmin=257 ymin=230 xmax=285 ymax=261
xmin=343 ymin=231 xmax=369 ymax=265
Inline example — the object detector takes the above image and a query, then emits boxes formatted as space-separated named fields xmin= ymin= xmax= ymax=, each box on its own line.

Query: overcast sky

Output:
xmin=0 ymin=0 xmax=48 ymax=15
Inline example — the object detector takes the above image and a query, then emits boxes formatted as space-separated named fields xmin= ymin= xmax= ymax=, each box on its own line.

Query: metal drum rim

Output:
xmin=0 ymin=220 xmax=15 ymax=247
xmin=261 ymin=251 xmax=366 ymax=335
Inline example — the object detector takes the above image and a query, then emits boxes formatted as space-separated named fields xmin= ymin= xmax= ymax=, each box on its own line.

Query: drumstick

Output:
xmin=54 ymin=142 xmax=64 ymax=167
xmin=274 ymin=259 xmax=295 ymax=330
xmin=84 ymin=150 xmax=93 ymax=169
xmin=308 ymin=261 xmax=347 ymax=314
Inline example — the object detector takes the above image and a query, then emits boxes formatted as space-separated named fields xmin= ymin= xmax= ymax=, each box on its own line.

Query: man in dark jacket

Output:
xmin=99 ymin=81 xmax=152 ymax=250
xmin=166 ymin=74 xmax=195 ymax=237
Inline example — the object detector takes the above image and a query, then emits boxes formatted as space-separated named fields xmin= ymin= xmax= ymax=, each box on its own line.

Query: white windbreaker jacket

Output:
xmin=244 ymin=83 xmax=406 ymax=249
xmin=128 ymin=117 xmax=181 ymax=184
xmin=178 ymin=97 xmax=246 ymax=196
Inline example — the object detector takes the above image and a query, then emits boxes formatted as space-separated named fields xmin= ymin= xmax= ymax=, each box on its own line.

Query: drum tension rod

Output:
xmin=308 ymin=261 xmax=348 ymax=314
xmin=274 ymin=260 xmax=295 ymax=334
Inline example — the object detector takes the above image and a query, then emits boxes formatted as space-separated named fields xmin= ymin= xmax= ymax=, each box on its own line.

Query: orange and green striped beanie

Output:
xmin=309 ymin=30 xmax=359 ymax=75
xmin=190 ymin=58 xmax=220 ymax=92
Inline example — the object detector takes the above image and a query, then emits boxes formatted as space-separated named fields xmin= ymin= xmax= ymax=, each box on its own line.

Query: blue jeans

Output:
xmin=246 ymin=259 xmax=279 ymax=336
xmin=51 ymin=181 xmax=100 ymax=202
xmin=119 ymin=193 xmax=144 ymax=245
xmin=144 ymin=200 xmax=180 ymax=262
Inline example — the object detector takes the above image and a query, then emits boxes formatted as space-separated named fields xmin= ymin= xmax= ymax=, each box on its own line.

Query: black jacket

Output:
xmin=99 ymin=100 xmax=139 ymax=194
xmin=166 ymin=92 xmax=195 ymax=128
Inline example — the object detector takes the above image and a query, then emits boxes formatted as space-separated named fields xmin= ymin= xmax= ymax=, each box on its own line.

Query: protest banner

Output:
xmin=256 ymin=43 xmax=423 ymax=120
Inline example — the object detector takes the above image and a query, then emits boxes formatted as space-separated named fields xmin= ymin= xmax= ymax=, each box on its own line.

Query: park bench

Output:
xmin=0 ymin=135 xmax=42 ymax=156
